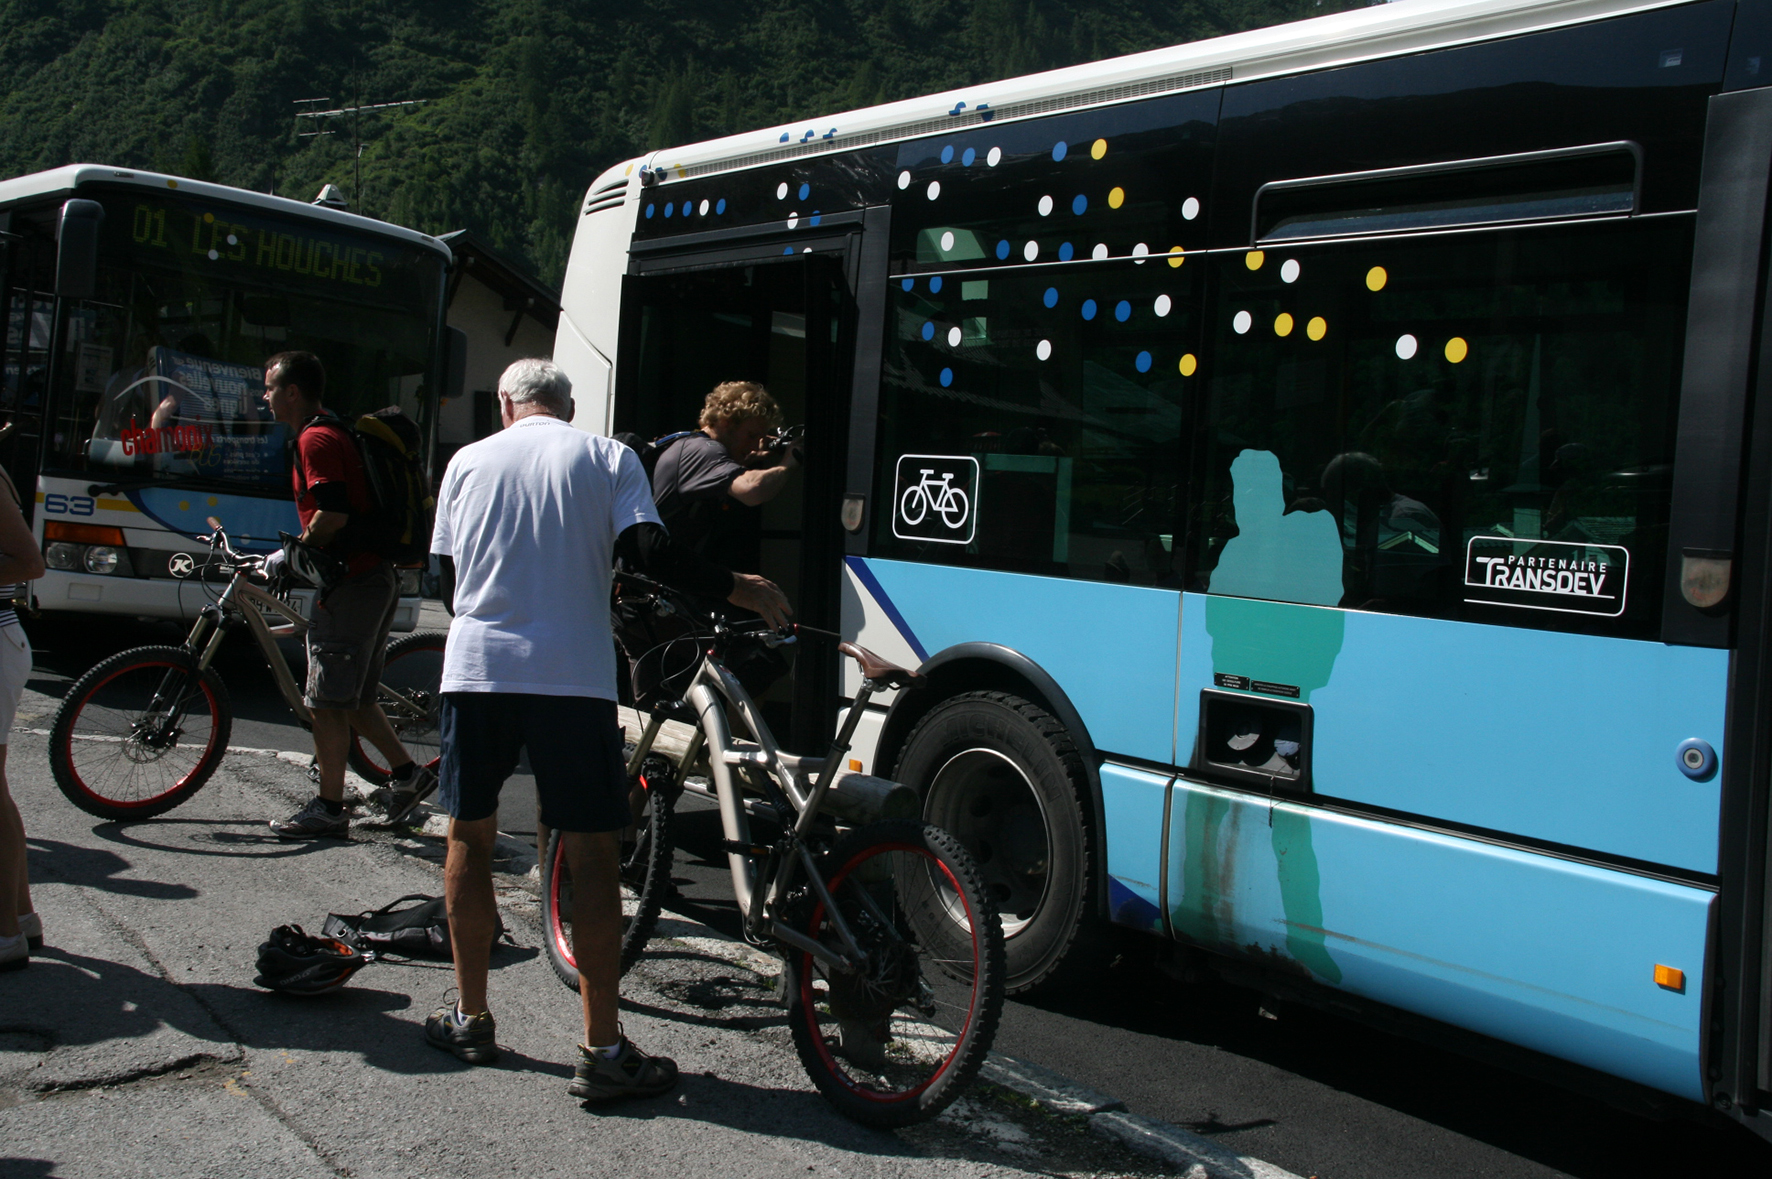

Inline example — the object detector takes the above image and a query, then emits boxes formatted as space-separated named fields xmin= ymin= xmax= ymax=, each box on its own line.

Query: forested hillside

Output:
xmin=0 ymin=0 xmax=1358 ymax=285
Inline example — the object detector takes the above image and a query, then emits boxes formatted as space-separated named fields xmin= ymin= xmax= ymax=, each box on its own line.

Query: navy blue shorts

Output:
xmin=437 ymin=694 xmax=629 ymax=833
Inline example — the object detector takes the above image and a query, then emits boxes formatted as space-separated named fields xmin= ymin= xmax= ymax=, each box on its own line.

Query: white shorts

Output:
xmin=0 ymin=624 xmax=31 ymax=745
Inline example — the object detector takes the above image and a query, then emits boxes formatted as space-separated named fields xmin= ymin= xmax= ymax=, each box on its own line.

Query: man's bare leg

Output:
xmin=445 ymin=814 xmax=500 ymax=1015
xmin=348 ymin=701 xmax=411 ymax=767
xmin=563 ymin=829 xmax=622 ymax=1046
xmin=0 ymin=748 xmax=26 ymax=940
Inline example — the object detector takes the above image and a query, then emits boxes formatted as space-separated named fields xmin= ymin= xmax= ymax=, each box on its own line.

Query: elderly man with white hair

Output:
xmin=424 ymin=357 xmax=788 ymax=1101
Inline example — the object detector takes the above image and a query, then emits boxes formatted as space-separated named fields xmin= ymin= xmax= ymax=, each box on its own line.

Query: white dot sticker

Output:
xmin=1038 ymin=195 xmax=1054 ymax=216
xmin=940 ymin=231 xmax=955 ymax=252
xmin=1132 ymin=242 xmax=1149 ymax=264
xmin=987 ymin=147 xmax=1002 ymax=166
xmin=948 ymin=326 xmax=962 ymax=347
xmin=226 ymin=234 xmax=238 ymax=246
xmin=1154 ymin=294 xmax=1172 ymax=317
xmin=207 ymin=249 xmax=219 ymax=260
xmin=777 ymin=182 xmax=789 ymax=199
xmin=897 ymin=170 xmax=911 ymax=190
xmin=1280 ymin=259 xmax=1301 ymax=283
xmin=1036 ymin=339 xmax=1052 ymax=360
xmin=1023 ymin=240 xmax=1040 ymax=261
xmin=787 ymin=213 xmax=799 ymax=229
xmin=927 ymin=181 xmax=941 ymax=200
xmin=699 ymin=199 xmax=710 ymax=216
xmin=1396 ymin=334 xmax=1418 ymax=359
xmin=1091 ymin=243 xmax=1109 ymax=260
xmin=1182 ymin=197 xmax=1200 ymax=221
xmin=1233 ymin=310 xmax=1253 ymax=334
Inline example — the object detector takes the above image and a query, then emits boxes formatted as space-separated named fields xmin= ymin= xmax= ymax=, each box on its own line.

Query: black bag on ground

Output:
xmin=322 ymin=894 xmax=501 ymax=960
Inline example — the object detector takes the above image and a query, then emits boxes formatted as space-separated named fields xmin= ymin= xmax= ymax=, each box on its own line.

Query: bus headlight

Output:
xmin=83 ymin=546 xmax=120 ymax=575
xmin=45 ymin=542 xmax=82 ymax=570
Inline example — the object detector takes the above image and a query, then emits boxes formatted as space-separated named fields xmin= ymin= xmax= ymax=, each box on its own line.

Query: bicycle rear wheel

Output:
xmin=348 ymin=631 xmax=445 ymax=786
xmin=541 ymin=754 xmax=675 ymax=989
xmin=49 ymin=646 xmax=232 ymax=821
xmin=785 ymin=818 xmax=1005 ymax=1127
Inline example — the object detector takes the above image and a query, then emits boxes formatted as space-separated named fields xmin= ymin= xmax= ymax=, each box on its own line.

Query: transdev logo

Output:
xmin=892 ymin=454 xmax=978 ymax=545
xmin=1463 ymin=535 xmax=1629 ymax=617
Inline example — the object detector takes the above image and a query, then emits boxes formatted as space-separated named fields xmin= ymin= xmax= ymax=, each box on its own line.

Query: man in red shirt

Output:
xmin=261 ymin=351 xmax=435 ymax=838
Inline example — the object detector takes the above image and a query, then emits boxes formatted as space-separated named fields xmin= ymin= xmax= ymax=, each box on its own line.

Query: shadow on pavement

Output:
xmin=25 ymin=837 xmax=199 ymax=900
xmin=86 ymin=820 xmax=343 ymax=862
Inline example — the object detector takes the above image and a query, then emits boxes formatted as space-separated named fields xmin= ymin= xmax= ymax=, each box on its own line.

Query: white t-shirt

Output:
xmin=430 ymin=414 xmax=659 ymax=697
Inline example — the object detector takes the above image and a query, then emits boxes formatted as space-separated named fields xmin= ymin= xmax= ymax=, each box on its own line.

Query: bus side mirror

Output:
xmin=445 ymin=327 xmax=468 ymax=403
xmin=56 ymin=199 xmax=105 ymax=300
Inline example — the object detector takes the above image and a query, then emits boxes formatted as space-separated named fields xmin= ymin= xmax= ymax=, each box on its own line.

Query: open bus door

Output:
xmin=614 ymin=214 xmax=884 ymax=754
xmin=0 ymin=201 xmax=80 ymax=526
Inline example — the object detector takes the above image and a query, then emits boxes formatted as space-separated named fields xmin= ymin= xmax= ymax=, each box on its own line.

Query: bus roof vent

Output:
xmin=674 ymin=65 xmax=1231 ymax=181
xmin=584 ymin=176 xmax=629 ymax=216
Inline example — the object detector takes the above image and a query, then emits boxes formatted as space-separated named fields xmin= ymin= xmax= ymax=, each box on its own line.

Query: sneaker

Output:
xmin=568 ymin=1037 xmax=679 ymax=1103
xmin=370 ymin=764 xmax=439 ymax=825
xmin=424 ymin=1003 xmax=499 ymax=1065
xmin=0 ymin=932 xmax=25 ymax=972
xmin=269 ymin=797 xmax=349 ymax=840
xmin=18 ymin=912 xmax=41 ymax=952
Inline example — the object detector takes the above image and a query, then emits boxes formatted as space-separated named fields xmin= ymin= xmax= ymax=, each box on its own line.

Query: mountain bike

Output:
xmin=47 ymin=517 xmax=443 ymax=821
xmin=546 ymin=574 xmax=1004 ymax=1128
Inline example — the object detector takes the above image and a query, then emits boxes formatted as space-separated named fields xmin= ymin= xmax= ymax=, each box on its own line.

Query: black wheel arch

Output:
xmin=877 ymin=642 xmax=1110 ymax=922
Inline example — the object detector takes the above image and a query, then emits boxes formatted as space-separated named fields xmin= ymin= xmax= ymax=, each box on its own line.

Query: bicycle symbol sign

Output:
xmin=892 ymin=454 xmax=978 ymax=545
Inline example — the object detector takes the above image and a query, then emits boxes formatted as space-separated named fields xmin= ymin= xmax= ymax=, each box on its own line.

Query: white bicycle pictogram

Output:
xmin=899 ymin=468 xmax=971 ymax=530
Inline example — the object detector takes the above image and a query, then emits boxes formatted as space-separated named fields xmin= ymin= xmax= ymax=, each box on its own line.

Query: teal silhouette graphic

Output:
xmin=1209 ymin=450 xmax=1344 ymax=607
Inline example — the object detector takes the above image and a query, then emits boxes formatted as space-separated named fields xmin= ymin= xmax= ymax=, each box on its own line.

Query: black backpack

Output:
xmin=298 ymin=409 xmax=436 ymax=566
xmin=613 ymin=429 xmax=698 ymax=482
xmin=321 ymin=894 xmax=502 ymax=960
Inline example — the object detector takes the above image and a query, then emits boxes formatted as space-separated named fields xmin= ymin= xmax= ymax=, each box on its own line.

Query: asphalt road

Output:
xmin=23 ymin=609 xmax=1772 ymax=1179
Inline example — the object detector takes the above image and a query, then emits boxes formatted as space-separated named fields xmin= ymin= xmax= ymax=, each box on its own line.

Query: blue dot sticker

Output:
xmin=996 ymin=240 xmax=1010 ymax=260
xmin=1115 ymin=300 xmax=1131 ymax=322
xmin=663 ymin=202 xmax=674 ymax=217
xmin=962 ymin=147 xmax=976 ymax=166
xmin=645 ymin=204 xmax=655 ymax=218
xmin=940 ymin=145 xmax=955 ymax=164
xmin=1072 ymin=194 xmax=1087 ymax=215
xmin=901 ymin=278 xmax=915 ymax=291
xmin=939 ymin=367 xmax=954 ymax=387
xmin=784 ymin=247 xmax=795 ymax=255
xmin=1058 ymin=242 xmax=1074 ymax=261
xmin=930 ymin=276 xmax=944 ymax=293
xmin=1081 ymin=299 xmax=1098 ymax=320
xmin=1043 ymin=287 xmax=1059 ymax=308
xmin=715 ymin=198 xmax=726 ymax=214
xmin=1135 ymin=351 xmax=1152 ymax=373
xmin=921 ymin=321 xmax=935 ymax=341
xmin=798 ymin=183 xmax=811 ymax=200
xmin=810 ymin=212 xmax=822 ymax=226
xmin=1052 ymin=141 xmax=1068 ymax=161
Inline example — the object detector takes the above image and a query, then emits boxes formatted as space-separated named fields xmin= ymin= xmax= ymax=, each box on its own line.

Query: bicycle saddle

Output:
xmin=838 ymin=641 xmax=922 ymax=689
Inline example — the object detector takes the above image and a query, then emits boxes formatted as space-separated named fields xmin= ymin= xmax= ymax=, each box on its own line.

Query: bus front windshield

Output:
xmin=47 ymin=188 xmax=445 ymax=493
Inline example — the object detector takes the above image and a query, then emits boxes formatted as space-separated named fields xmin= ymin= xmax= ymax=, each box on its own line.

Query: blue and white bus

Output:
xmin=0 ymin=166 xmax=453 ymax=627
xmin=557 ymin=0 xmax=1772 ymax=1136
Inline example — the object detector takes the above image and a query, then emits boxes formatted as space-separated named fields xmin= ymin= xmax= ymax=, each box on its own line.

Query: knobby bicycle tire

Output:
xmin=49 ymin=645 xmax=232 ymax=821
xmin=347 ymin=631 xmax=446 ymax=786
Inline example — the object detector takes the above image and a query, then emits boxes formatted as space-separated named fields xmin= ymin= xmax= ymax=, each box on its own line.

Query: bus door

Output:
xmin=616 ymin=224 xmax=875 ymax=752
xmin=0 ymin=205 xmax=55 ymax=519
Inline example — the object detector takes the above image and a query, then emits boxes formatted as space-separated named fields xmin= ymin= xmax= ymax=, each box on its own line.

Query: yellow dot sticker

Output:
xmin=1246 ymin=250 xmax=1265 ymax=271
xmin=202 ymin=212 xmax=215 ymax=223
xmin=1274 ymin=313 xmax=1294 ymax=337
xmin=1307 ymin=316 xmax=1327 ymax=341
xmin=1167 ymin=246 xmax=1185 ymax=268
xmin=1445 ymin=336 xmax=1469 ymax=363
xmin=166 ymin=179 xmax=179 ymax=188
xmin=1108 ymin=186 xmax=1125 ymax=209
xmin=1091 ymin=139 xmax=1107 ymax=160
xmin=178 ymin=500 xmax=190 ymax=512
xmin=207 ymin=496 xmax=218 ymax=506
xmin=1366 ymin=266 xmax=1387 ymax=291
xmin=1179 ymin=353 xmax=1198 ymax=377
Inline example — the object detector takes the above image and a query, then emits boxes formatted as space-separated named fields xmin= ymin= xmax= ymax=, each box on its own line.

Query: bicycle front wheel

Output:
xmin=49 ymin=646 xmax=232 ymax=821
xmin=348 ymin=631 xmax=445 ymax=786
xmin=786 ymin=818 xmax=1005 ymax=1128
xmin=541 ymin=755 xmax=675 ymax=989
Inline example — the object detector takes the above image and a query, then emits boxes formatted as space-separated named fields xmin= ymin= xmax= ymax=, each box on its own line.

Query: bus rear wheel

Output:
xmin=894 ymin=691 xmax=1096 ymax=994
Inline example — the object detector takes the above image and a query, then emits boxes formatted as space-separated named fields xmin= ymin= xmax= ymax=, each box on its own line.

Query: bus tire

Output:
xmin=894 ymin=690 xmax=1098 ymax=994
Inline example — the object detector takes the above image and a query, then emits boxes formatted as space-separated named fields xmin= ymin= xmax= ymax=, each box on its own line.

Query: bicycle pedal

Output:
xmin=720 ymin=839 xmax=771 ymax=858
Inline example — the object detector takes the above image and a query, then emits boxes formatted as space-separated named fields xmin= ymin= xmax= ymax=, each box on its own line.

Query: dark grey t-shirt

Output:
xmin=652 ymin=432 xmax=744 ymax=555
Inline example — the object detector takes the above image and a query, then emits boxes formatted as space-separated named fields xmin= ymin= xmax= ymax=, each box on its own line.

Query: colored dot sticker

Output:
xmin=1280 ymin=259 xmax=1300 ymax=283
xmin=1307 ymin=316 xmax=1327 ymax=341
xmin=902 ymin=278 xmax=915 ymax=291
xmin=1233 ymin=310 xmax=1253 ymax=334
xmin=996 ymin=240 xmax=1011 ymax=260
xmin=226 ymin=234 xmax=238 ymax=246
xmin=1246 ymin=250 xmax=1265 ymax=270
xmin=777 ymin=182 xmax=789 ymax=199
xmin=1167 ymin=247 xmax=1185 ymax=268
xmin=1052 ymin=141 xmax=1068 ymax=161
xmin=1036 ymin=339 xmax=1052 ymax=361
xmin=1081 ymin=299 xmax=1098 ymax=320
xmin=178 ymin=500 xmax=190 ymax=511
xmin=787 ymin=213 xmax=800 ymax=228
xmin=1154 ymin=294 xmax=1172 ymax=317
xmin=716 ymin=198 xmax=727 ymax=214
xmin=987 ymin=147 xmax=1002 ymax=166
xmin=783 ymin=247 xmax=794 ymax=255
xmin=962 ymin=147 xmax=976 ymax=166
xmin=939 ymin=367 xmax=954 ymax=386
xmin=930 ymin=276 xmax=943 ymax=293
xmin=697 ymin=200 xmax=706 ymax=215
xmin=948 ymin=326 xmax=963 ymax=347
xmin=1445 ymin=336 xmax=1469 ymax=363
xmin=1367 ymin=266 xmax=1388 ymax=291
xmin=940 ymin=146 xmax=954 ymax=164
xmin=1179 ymin=353 xmax=1198 ymax=376
xmin=207 ymin=496 xmax=217 ymax=506
xmin=1092 ymin=243 xmax=1109 ymax=260
xmin=208 ymin=249 xmax=219 ymax=260
xmin=1058 ymin=242 xmax=1074 ymax=261
xmin=646 ymin=204 xmax=655 ymax=218
xmin=897 ymin=171 xmax=912 ymax=190
xmin=1023 ymin=241 xmax=1039 ymax=261
xmin=1108 ymin=187 xmax=1125 ymax=209
xmin=1072 ymin=194 xmax=1088 ymax=215
xmin=927 ymin=181 xmax=942 ymax=200
xmin=1043 ymin=287 xmax=1059 ymax=308
xmin=1182 ymin=196 xmax=1200 ymax=220
xmin=1114 ymin=300 xmax=1131 ymax=322
xmin=1135 ymin=351 xmax=1152 ymax=372
xmin=809 ymin=212 xmax=822 ymax=226
xmin=940 ymin=231 xmax=956 ymax=251
xmin=1274 ymin=312 xmax=1294 ymax=337
xmin=922 ymin=322 xmax=935 ymax=341
xmin=1038 ymin=195 xmax=1054 ymax=216
xmin=1131 ymin=242 xmax=1149 ymax=263
xmin=1396 ymin=333 xmax=1418 ymax=359
xmin=663 ymin=203 xmax=674 ymax=217
xmin=798 ymin=182 xmax=811 ymax=200
xmin=1091 ymin=138 xmax=1108 ymax=160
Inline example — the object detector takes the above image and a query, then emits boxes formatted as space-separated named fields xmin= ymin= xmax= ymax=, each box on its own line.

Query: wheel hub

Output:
xmin=924 ymin=747 xmax=1052 ymax=936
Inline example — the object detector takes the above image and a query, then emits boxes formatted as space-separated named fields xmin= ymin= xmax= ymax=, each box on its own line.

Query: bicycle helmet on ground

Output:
xmin=254 ymin=924 xmax=368 ymax=995
xmin=277 ymin=531 xmax=346 ymax=593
